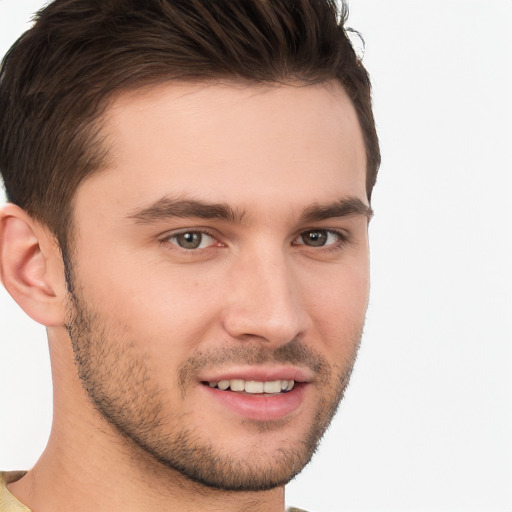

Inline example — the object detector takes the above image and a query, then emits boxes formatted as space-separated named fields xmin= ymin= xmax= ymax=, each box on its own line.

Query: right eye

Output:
xmin=165 ymin=231 xmax=217 ymax=250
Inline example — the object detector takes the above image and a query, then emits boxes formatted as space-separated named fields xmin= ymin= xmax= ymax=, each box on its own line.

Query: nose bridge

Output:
xmin=222 ymin=243 xmax=308 ymax=345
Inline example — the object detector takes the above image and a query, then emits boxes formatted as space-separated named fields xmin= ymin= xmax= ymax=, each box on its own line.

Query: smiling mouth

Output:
xmin=203 ymin=379 xmax=295 ymax=394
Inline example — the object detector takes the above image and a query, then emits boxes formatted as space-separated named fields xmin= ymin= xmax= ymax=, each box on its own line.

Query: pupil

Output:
xmin=178 ymin=232 xmax=201 ymax=249
xmin=304 ymin=230 xmax=327 ymax=246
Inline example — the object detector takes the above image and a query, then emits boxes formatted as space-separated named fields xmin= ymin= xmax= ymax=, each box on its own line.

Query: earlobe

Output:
xmin=0 ymin=204 xmax=66 ymax=326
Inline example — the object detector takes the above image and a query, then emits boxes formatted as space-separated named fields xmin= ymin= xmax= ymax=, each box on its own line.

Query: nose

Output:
xmin=221 ymin=248 xmax=310 ymax=347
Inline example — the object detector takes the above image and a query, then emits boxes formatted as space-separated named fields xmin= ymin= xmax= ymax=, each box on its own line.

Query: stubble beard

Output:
xmin=64 ymin=264 xmax=363 ymax=492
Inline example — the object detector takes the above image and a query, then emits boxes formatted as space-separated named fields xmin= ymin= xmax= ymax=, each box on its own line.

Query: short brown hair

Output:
xmin=0 ymin=0 xmax=380 ymax=245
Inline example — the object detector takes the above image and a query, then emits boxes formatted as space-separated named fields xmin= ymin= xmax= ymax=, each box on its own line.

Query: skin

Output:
xmin=0 ymin=80 xmax=370 ymax=512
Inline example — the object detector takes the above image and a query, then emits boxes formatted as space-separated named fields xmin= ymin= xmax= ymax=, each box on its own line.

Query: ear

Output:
xmin=0 ymin=204 xmax=67 ymax=326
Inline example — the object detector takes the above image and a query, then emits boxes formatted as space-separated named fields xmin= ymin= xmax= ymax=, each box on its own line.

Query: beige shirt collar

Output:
xmin=0 ymin=472 xmax=30 ymax=512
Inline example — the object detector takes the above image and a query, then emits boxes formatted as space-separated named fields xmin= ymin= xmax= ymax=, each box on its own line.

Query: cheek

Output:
xmin=74 ymin=255 xmax=225 ymax=357
xmin=301 ymin=261 xmax=369 ymax=343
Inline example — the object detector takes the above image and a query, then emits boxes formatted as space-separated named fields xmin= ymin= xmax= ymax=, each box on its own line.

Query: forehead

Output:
xmin=76 ymin=80 xmax=367 ymax=220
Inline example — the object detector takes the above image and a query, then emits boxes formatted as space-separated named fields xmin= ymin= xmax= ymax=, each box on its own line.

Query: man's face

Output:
xmin=65 ymin=81 xmax=370 ymax=490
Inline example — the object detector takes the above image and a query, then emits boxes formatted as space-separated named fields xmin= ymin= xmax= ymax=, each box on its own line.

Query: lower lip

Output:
xmin=202 ymin=383 xmax=307 ymax=422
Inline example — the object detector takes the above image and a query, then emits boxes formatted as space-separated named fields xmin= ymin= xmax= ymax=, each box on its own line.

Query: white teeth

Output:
xmin=217 ymin=380 xmax=230 ymax=391
xmin=281 ymin=380 xmax=294 ymax=391
xmin=263 ymin=381 xmax=282 ymax=393
xmin=229 ymin=379 xmax=245 ymax=392
xmin=207 ymin=379 xmax=295 ymax=394
xmin=245 ymin=381 xmax=264 ymax=393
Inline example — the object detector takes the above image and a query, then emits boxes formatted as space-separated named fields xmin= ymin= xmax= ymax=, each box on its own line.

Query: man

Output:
xmin=0 ymin=0 xmax=380 ymax=510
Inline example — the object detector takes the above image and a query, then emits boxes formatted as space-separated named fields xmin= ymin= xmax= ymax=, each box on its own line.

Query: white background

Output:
xmin=1 ymin=1 xmax=511 ymax=511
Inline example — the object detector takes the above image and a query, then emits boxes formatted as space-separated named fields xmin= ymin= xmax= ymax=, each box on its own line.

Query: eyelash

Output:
xmin=160 ymin=228 xmax=349 ymax=253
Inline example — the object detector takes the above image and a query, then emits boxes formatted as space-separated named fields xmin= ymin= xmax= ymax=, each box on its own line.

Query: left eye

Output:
xmin=168 ymin=231 xmax=215 ymax=250
xmin=294 ymin=229 xmax=343 ymax=247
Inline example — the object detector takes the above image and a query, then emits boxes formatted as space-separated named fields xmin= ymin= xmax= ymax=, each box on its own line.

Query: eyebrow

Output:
xmin=128 ymin=197 xmax=244 ymax=223
xmin=299 ymin=197 xmax=373 ymax=223
xmin=128 ymin=195 xmax=372 ymax=225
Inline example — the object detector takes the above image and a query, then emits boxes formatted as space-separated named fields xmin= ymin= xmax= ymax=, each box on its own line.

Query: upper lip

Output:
xmin=198 ymin=365 xmax=314 ymax=384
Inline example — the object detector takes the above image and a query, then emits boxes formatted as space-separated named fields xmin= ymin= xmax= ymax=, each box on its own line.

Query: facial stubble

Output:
xmin=64 ymin=263 xmax=363 ymax=492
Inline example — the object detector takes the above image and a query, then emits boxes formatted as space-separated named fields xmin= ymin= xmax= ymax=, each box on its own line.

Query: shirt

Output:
xmin=0 ymin=472 xmax=30 ymax=512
